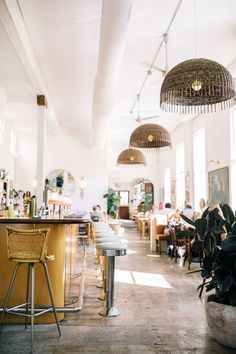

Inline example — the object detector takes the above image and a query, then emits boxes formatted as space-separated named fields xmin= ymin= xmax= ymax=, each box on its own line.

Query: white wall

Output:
xmin=4 ymin=106 xmax=233 ymax=215
xmin=15 ymin=129 xmax=37 ymax=192
xmin=13 ymin=125 xmax=108 ymax=213
xmin=156 ymin=109 xmax=232 ymax=209
xmin=44 ymin=128 xmax=108 ymax=212
xmin=107 ymin=149 xmax=160 ymax=205
xmin=0 ymin=117 xmax=15 ymax=182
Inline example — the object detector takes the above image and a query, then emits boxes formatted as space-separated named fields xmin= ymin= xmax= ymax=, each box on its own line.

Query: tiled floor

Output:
xmin=0 ymin=223 xmax=235 ymax=353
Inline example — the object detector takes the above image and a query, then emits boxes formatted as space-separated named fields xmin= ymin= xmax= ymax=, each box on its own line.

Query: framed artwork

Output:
xmin=208 ymin=166 xmax=229 ymax=205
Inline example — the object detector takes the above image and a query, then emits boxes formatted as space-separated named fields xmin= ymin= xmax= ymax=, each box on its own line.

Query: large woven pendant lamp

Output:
xmin=116 ymin=148 xmax=146 ymax=166
xmin=160 ymin=58 xmax=235 ymax=114
xmin=129 ymin=123 xmax=171 ymax=149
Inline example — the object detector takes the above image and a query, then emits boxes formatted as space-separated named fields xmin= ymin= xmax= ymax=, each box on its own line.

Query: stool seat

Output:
xmin=96 ymin=242 xmax=127 ymax=256
xmin=95 ymin=232 xmax=115 ymax=236
xmin=95 ymin=235 xmax=117 ymax=240
xmin=95 ymin=231 xmax=115 ymax=236
xmin=94 ymin=238 xmax=117 ymax=243
xmin=11 ymin=254 xmax=55 ymax=263
xmin=96 ymin=241 xmax=127 ymax=317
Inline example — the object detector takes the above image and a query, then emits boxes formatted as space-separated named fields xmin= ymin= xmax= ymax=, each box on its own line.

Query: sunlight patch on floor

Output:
xmin=119 ymin=238 xmax=129 ymax=243
xmin=115 ymin=269 xmax=172 ymax=288
xmin=126 ymin=249 xmax=137 ymax=255
xmin=147 ymin=254 xmax=160 ymax=258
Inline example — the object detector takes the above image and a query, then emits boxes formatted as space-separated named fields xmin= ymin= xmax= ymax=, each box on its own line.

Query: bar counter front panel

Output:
xmin=0 ymin=218 xmax=90 ymax=323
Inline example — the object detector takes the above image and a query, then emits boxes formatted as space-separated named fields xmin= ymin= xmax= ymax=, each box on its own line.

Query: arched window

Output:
xmin=176 ymin=142 xmax=185 ymax=209
xmin=193 ymin=127 xmax=206 ymax=211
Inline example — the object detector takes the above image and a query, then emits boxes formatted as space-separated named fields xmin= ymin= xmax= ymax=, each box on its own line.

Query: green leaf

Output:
xmin=195 ymin=218 xmax=207 ymax=236
xmin=192 ymin=239 xmax=203 ymax=253
xmin=176 ymin=230 xmax=195 ymax=238
xmin=202 ymin=207 xmax=209 ymax=218
xmin=207 ymin=294 xmax=218 ymax=302
xmin=222 ymin=275 xmax=234 ymax=292
xmin=232 ymin=222 xmax=236 ymax=235
xmin=221 ymin=235 xmax=236 ymax=252
xmin=180 ymin=213 xmax=195 ymax=226
xmin=229 ymin=289 xmax=236 ymax=306
xmin=221 ymin=204 xmax=235 ymax=225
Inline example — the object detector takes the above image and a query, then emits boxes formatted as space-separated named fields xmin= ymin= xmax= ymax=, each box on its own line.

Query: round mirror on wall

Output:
xmin=45 ymin=169 xmax=76 ymax=199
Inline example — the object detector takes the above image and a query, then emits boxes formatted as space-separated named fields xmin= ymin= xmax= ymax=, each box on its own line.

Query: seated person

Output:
xmin=158 ymin=201 xmax=164 ymax=212
xmin=145 ymin=205 xmax=154 ymax=217
xmin=159 ymin=202 xmax=174 ymax=217
xmin=182 ymin=203 xmax=194 ymax=220
xmin=90 ymin=205 xmax=104 ymax=222
xmin=199 ymin=198 xmax=207 ymax=213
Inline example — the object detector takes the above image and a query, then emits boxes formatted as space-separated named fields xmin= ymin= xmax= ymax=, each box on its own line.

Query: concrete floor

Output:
xmin=0 ymin=223 xmax=235 ymax=354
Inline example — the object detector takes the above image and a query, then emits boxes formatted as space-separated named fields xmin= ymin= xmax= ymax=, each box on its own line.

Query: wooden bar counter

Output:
xmin=0 ymin=217 xmax=90 ymax=323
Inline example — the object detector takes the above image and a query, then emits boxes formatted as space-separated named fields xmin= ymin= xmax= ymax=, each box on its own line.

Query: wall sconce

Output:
xmin=208 ymin=160 xmax=219 ymax=165
xmin=79 ymin=177 xmax=87 ymax=198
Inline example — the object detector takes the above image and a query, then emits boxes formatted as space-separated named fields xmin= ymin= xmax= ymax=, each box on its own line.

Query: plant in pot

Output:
xmin=181 ymin=203 xmax=236 ymax=349
xmin=103 ymin=188 xmax=121 ymax=219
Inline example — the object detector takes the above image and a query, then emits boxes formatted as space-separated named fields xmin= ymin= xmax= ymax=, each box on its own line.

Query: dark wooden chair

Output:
xmin=170 ymin=223 xmax=196 ymax=270
xmin=156 ymin=224 xmax=169 ymax=254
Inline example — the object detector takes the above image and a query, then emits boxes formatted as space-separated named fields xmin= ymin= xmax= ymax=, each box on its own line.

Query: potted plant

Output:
xmin=103 ymin=188 xmax=120 ymax=219
xmin=181 ymin=204 xmax=236 ymax=348
xmin=56 ymin=174 xmax=64 ymax=188
xmin=12 ymin=189 xmax=24 ymax=206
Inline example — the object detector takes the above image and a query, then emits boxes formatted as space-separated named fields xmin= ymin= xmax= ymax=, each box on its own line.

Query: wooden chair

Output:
xmin=141 ymin=218 xmax=150 ymax=240
xmin=170 ymin=223 xmax=195 ymax=269
xmin=155 ymin=224 xmax=169 ymax=254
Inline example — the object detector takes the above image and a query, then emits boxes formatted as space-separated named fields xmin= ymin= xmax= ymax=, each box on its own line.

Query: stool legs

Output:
xmin=42 ymin=262 xmax=62 ymax=338
xmin=0 ymin=263 xmax=22 ymax=324
xmin=31 ymin=263 xmax=35 ymax=353
xmin=25 ymin=264 xmax=30 ymax=329
xmin=99 ymin=256 xmax=120 ymax=317
xmin=1 ymin=261 xmax=61 ymax=353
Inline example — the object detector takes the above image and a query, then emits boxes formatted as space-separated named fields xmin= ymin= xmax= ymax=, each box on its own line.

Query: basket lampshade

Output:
xmin=129 ymin=123 xmax=171 ymax=149
xmin=116 ymin=148 xmax=146 ymax=166
xmin=160 ymin=58 xmax=235 ymax=114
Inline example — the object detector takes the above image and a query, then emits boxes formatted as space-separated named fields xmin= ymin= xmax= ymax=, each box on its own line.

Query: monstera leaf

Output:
xmin=180 ymin=213 xmax=195 ymax=226
xmin=221 ymin=235 xmax=236 ymax=252
xmin=195 ymin=218 xmax=208 ymax=237
xmin=221 ymin=204 xmax=235 ymax=225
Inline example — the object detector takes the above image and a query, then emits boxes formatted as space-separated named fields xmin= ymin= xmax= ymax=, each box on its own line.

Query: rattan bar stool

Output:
xmin=0 ymin=226 xmax=61 ymax=353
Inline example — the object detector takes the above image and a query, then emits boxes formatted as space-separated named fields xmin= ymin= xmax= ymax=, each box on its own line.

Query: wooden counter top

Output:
xmin=0 ymin=217 xmax=90 ymax=224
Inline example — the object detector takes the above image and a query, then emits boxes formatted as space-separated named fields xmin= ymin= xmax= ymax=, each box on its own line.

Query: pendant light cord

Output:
xmin=194 ymin=0 xmax=197 ymax=57
xmin=129 ymin=0 xmax=184 ymax=114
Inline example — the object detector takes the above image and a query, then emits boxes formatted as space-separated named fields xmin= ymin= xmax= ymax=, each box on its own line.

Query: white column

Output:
xmin=35 ymin=95 xmax=47 ymax=206
xmin=150 ymin=216 xmax=157 ymax=252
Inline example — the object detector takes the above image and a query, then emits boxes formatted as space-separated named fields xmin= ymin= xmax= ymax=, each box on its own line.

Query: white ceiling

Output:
xmin=0 ymin=0 xmax=236 ymax=151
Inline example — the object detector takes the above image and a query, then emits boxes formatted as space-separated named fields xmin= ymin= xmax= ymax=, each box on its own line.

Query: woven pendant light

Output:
xmin=160 ymin=58 xmax=235 ymax=114
xmin=129 ymin=123 xmax=171 ymax=149
xmin=116 ymin=148 xmax=146 ymax=166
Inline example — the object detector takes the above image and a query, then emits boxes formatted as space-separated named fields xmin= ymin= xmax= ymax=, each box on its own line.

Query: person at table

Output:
xmin=182 ymin=203 xmax=194 ymax=220
xmin=158 ymin=202 xmax=174 ymax=217
xmin=90 ymin=205 xmax=104 ymax=222
xmin=145 ymin=205 xmax=154 ymax=217
xmin=158 ymin=201 xmax=164 ymax=212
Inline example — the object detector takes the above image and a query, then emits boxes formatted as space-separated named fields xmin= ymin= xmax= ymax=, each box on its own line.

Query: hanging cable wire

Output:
xmin=129 ymin=0 xmax=184 ymax=114
xmin=194 ymin=0 xmax=197 ymax=57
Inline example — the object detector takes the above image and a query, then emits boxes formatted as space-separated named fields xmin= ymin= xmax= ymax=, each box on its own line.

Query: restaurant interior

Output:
xmin=0 ymin=0 xmax=236 ymax=353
